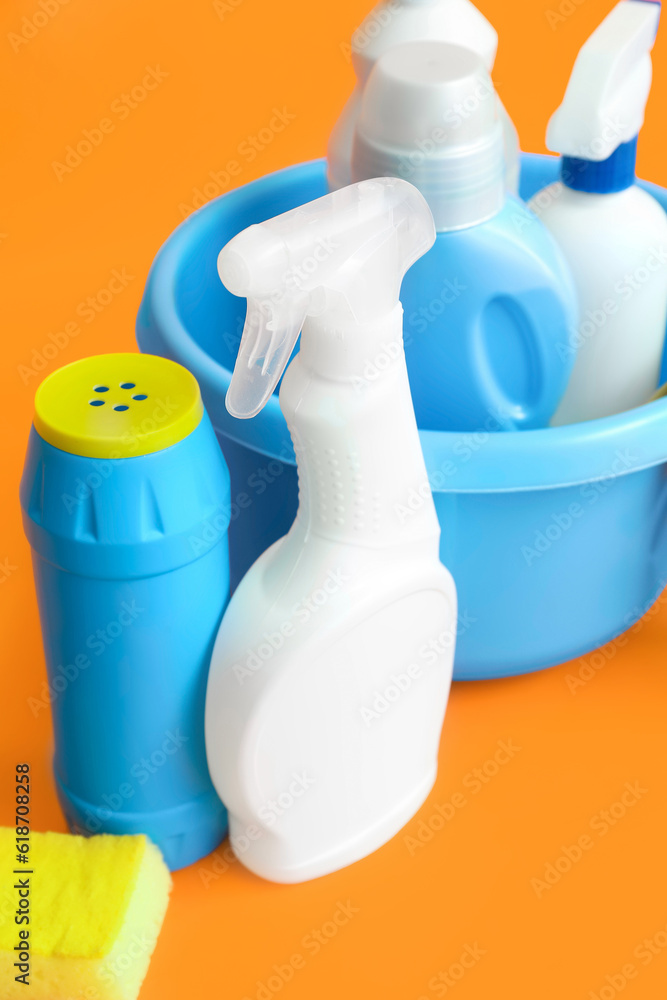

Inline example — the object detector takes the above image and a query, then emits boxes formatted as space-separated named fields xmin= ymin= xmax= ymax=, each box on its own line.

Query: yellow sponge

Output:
xmin=0 ymin=829 xmax=171 ymax=1000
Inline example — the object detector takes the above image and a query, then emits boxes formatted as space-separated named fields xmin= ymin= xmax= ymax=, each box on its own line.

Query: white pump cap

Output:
xmin=218 ymin=178 xmax=436 ymax=419
xmin=352 ymin=42 xmax=505 ymax=231
xmin=547 ymin=0 xmax=660 ymax=161
xmin=327 ymin=0 xmax=500 ymax=192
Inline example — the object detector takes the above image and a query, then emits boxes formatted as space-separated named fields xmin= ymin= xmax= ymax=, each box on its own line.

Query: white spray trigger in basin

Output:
xmin=546 ymin=0 xmax=660 ymax=160
xmin=218 ymin=178 xmax=436 ymax=418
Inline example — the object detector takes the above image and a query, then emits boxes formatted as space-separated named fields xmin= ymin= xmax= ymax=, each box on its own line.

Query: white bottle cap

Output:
xmin=351 ymin=41 xmax=505 ymax=231
xmin=219 ymin=178 xmax=435 ymax=418
xmin=350 ymin=0 xmax=497 ymax=84
xmin=547 ymin=0 xmax=660 ymax=161
xmin=326 ymin=0 xmax=521 ymax=195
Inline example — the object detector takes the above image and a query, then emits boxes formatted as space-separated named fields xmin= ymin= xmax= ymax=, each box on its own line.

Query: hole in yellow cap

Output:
xmin=34 ymin=353 xmax=203 ymax=458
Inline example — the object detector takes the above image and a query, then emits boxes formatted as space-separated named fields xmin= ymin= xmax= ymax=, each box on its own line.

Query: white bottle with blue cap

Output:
xmin=205 ymin=178 xmax=457 ymax=883
xmin=530 ymin=0 xmax=667 ymax=425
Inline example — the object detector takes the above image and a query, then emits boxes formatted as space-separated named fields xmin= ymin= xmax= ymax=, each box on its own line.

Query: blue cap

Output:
xmin=561 ymin=136 xmax=638 ymax=194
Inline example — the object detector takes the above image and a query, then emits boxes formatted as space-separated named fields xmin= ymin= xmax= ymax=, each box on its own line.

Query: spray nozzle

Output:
xmin=218 ymin=177 xmax=435 ymax=419
xmin=547 ymin=0 xmax=660 ymax=162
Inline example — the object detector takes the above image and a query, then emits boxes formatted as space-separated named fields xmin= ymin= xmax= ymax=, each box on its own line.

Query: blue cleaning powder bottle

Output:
xmin=20 ymin=353 xmax=231 ymax=870
xmin=351 ymin=41 xmax=579 ymax=431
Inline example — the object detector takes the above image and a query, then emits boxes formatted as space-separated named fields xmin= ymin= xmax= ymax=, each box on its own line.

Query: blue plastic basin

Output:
xmin=137 ymin=153 xmax=667 ymax=680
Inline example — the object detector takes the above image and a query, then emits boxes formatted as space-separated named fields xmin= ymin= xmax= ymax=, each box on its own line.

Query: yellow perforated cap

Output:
xmin=34 ymin=353 xmax=204 ymax=459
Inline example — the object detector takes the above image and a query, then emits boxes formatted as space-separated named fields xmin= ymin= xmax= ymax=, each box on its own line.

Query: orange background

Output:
xmin=2 ymin=0 xmax=667 ymax=997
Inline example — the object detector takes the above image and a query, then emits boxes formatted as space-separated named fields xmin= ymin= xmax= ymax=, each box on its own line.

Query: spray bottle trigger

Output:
xmin=225 ymin=295 xmax=308 ymax=420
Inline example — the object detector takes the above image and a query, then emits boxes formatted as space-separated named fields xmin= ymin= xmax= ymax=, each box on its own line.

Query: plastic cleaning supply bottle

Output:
xmin=351 ymin=41 xmax=578 ymax=431
xmin=205 ymin=178 xmax=457 ymax=883
xmin=20 ymin=354 xmax=231 ymax=871
xmin=328 ymin=0 xmax=520 ymax=193
xmin=529 ymin=0 xmax=667 ymax=426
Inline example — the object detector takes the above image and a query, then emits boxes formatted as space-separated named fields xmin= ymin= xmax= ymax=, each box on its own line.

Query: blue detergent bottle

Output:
xmin=20 ymin=353 xmax=231 ymax=870
xmin=352 ymin=41 xmax=579 ymax=431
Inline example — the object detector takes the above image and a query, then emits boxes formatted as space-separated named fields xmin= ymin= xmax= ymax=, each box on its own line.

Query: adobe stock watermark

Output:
xmin=52 ymin=67 xmax=169 ymax=181
xmin=417 ymin=943 xmax=486 ymax=999
xmin=359 ymin=612 xmax=476 ymax=728
xmin=588 ymin=919 xmax=667 ymax=1000
xmin=241 ymin=901 xmax=359 ymax=1000
xmin=447 ymin=404 xmax=518 ymax=462
xmin=120 ymin=397 xmax=183 ymax=455
xmin=394 ymin=405 xmax=517 ymax=524
xmin=530 ymin=781 xmax=648 ymax=898
xmin=99 ymin=933 xmax=155 ymax=992
xmin=212 ymin=232 xmax=338 ymax=343
xmin=28 ymin=600 xmax=144 ymax=717
xmin=213 ymin=0 xmax=244 ymax=20
xmin=0 ymin=558 xmax=18 ymax=587
xmin=17 ymin=267 xmax=135 ymax=384
xmin=569 ymin=117 xmax=630 ymax=174
xmin=45 ymin=397 xmax=185 ymax=516
xmin=556 ymin=247 xmax=667 ymax=361
xmin=231 ymin=568 xmax=352 ymax=683
xmin=525 ymin=181 xmax=565 ymax=223
xmin=394 ymin=476 xmax=442 ymax=524
xmin=19 ymin=927 xmax=155 ymax=999
xmin=565 ymin=580 xmax=667 ymax=694
xmin=199 ymin=773 xmax=316 ymax=889
xmin=521 ymin=448 xmax=642 ymax=566
xmin=219 ymin=313 xmax=246 ymax=357
xmin=404 ymin=278 xmax=468 ymax=344
xmin=339 ymin=0 xmax=401 ymax=63
xmin=60 ymin=458 xmax=116 ymax=513
xmin=397 ymin=76 xmax=496 ymax=183
xmin=351 ymin=279 xmax=468 ymax=396
xmin=55 ymin=940 xmax=152 ymax=1000
xmin=69 ymin=729 xmax=190 ymax=836
xmin=8 ymin=0 xmax=72 ymax=53
xmin=545 ymin=0 xmax=588 ymax=30
xmin=189 ymin=445 xmax=294 ymax=556
xmin=404 ymin=739 xmax=522 ymax=855
xmin=515 ymin=116 xmax=630 ymax=237
xmin=57 ymin=396 xmax=196 ymax=512
xmin=283 ymin=236 xmax=339 ymax=295
xmin=178 ymin=108 xmax=296 ymax=218
xmin=351 ymin=336 xmax=404 ymax=393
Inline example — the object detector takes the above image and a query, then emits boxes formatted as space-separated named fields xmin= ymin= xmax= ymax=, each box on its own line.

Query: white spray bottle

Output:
xmin=205 ymin=178 xmax=457 ymax=884
xmin=529 ymin=0 xmax=667 ymax=425
xmin=327 ymin=0 xmax=520 ymax=193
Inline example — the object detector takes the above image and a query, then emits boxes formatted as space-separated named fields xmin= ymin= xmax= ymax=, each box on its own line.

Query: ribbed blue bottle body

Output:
xmin=20 ymin=412 xmax=232 ymax=870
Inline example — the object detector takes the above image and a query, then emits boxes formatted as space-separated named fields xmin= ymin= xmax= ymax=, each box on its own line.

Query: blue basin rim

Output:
xmin=141 ymin=153 xmax=667 ymax=493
